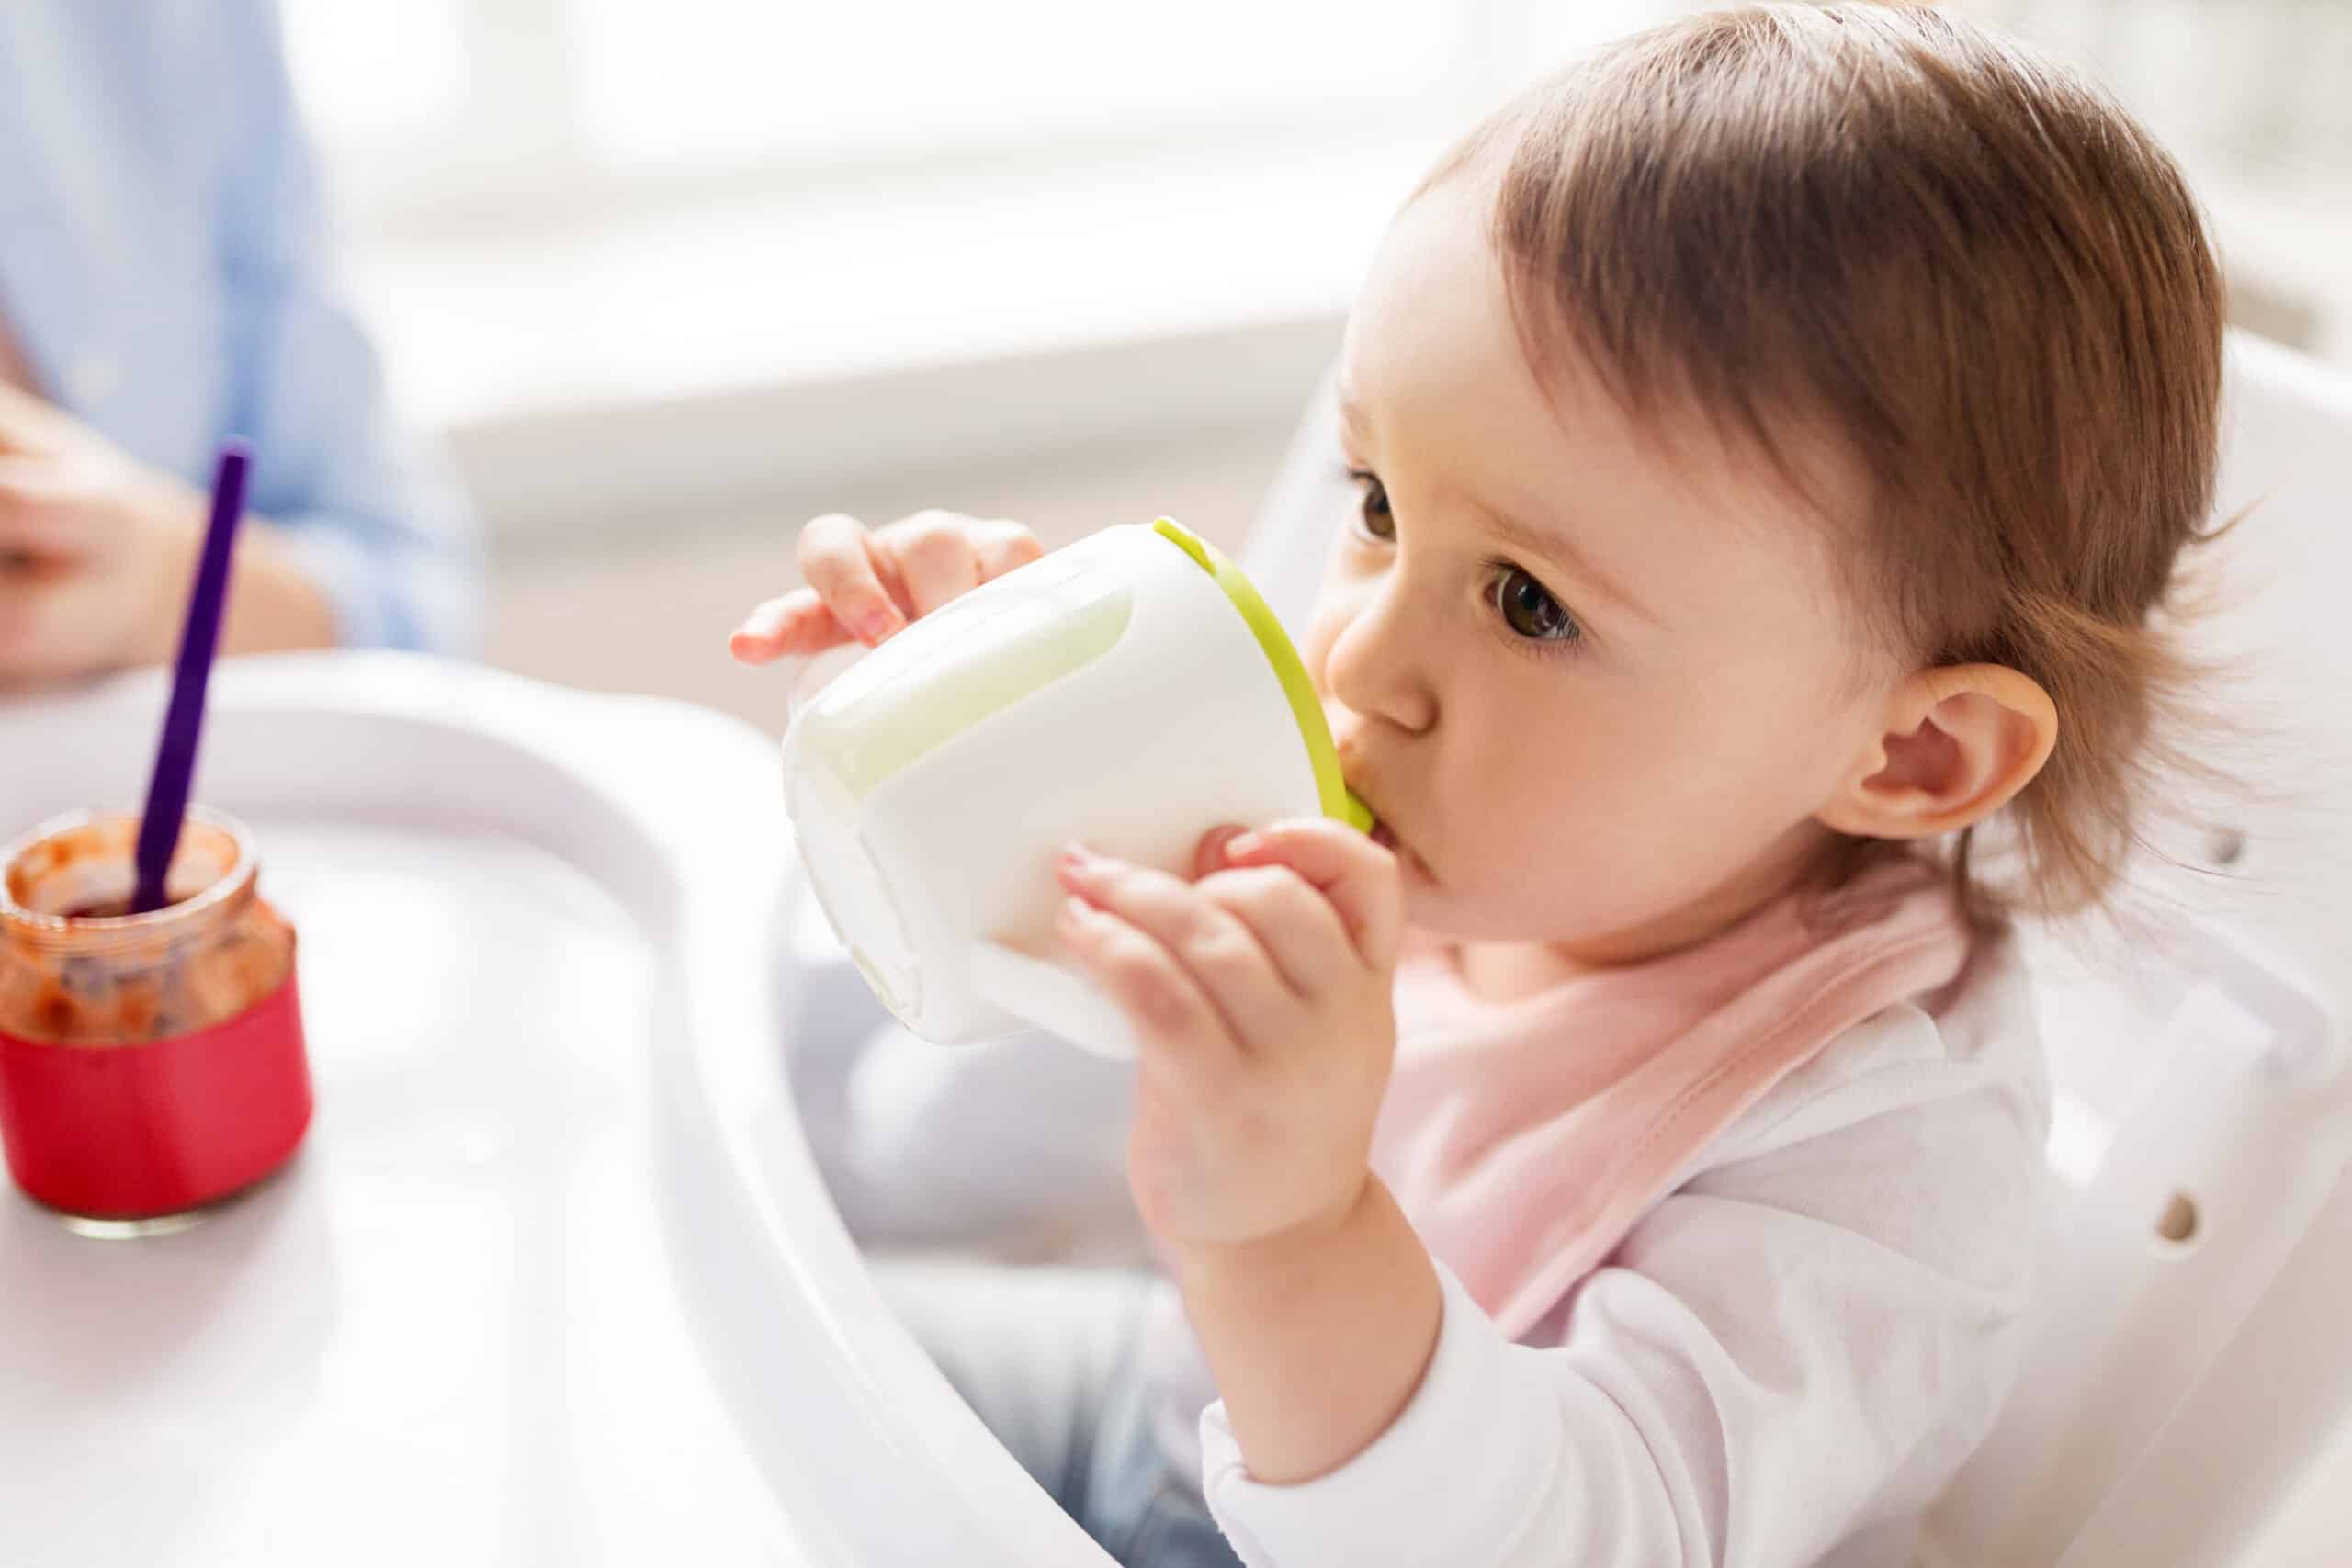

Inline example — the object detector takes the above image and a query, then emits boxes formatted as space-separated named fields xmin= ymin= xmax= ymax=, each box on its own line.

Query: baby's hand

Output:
xmin=729 ymin=510 xmax=1044 ymax=663
xmin=1053 ymin=819 xmax=1403 ymax=1256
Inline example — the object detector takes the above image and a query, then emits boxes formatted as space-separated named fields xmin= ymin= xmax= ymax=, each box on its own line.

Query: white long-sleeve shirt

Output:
xmin=1194 ymin=928 xmax=2048 ymax=1567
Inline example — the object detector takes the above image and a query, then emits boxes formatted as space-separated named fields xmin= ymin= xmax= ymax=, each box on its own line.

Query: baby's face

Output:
xmin=1306 ymin=181 xmax=1900 ymax=964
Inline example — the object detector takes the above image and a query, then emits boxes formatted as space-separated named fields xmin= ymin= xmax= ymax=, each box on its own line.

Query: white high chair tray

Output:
xmin=0 ymin=654 xmax=842 ymax=1566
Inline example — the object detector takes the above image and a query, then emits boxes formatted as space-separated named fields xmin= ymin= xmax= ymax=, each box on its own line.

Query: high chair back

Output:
xmin=1240 ymin=331 xmax=2352 ymax=1567
xmin=1923 ymin=335 xmax=2352 ymax=1568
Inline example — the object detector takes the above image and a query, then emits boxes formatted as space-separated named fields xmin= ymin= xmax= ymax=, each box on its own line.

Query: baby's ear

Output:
xmin=1815 ymin=665 xmax=2058 ymax=841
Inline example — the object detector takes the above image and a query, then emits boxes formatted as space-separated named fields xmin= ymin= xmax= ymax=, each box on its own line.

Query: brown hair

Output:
xmin=1424 ymin=2 xmax=2228 ymax=919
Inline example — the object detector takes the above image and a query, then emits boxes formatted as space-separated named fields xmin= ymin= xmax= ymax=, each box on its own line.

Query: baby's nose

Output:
xmin=1325 ymin=625 xmax=1437 ymax=736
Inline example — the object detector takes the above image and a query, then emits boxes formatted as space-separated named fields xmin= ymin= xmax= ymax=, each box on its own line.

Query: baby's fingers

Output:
xmin=1197 ymin=865 xmax=1354 ymax=997
xmin=1057 ymin=897 xmax=1235 ymax=1056
xmin=972 ymin=519 xmax=1045 ymax=583
xmin=876 ymin=512 xmax=1044 ymax=618
xmin=729 ymin=589 xmax=853 ymax=664
xmin=1220 ymin=819 xmax=1403 ymax=970
xmin=1057 ymin=847 xmax=1290 ymax=1049
xmin=798 ymin=513 xmax=908 ymax=645
xmin=882 ymin=512 xmax=982 ymax=619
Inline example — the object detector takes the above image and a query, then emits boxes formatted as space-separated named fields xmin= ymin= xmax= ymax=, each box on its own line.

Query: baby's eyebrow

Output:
xmin=1334 ymin=389 xmax=1370 ymax=446
xmin=1479 ymin=503 xmax=1659 ymax=627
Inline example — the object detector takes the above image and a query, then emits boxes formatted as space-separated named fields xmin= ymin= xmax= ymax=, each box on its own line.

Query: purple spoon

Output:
xmin=130 ymin=441 xmax=251 ymax=915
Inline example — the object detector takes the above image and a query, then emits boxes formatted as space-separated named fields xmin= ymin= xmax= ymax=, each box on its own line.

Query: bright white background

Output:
xmin=274 ymin=0 xmax=2350 ymax=728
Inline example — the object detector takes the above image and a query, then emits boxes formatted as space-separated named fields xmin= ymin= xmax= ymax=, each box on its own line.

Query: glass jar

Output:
xmin=0 ymin=808 xmax=311 ymax=1226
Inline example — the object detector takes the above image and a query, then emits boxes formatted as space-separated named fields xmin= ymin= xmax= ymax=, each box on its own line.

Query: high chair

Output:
xmin=693 ymin=331 xmax=2352 ymax=1566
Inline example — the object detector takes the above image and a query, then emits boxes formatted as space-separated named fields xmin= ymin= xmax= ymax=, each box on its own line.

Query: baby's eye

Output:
xmin=1347 ymin=469 xmax=1396 ymax=543
xmin=1492 ymin=564 xmax=1581 ymax=647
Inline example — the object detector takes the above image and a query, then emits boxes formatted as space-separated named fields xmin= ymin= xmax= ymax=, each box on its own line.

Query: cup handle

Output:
xmin=968 ymin=939 xmax=1138 ymax=1059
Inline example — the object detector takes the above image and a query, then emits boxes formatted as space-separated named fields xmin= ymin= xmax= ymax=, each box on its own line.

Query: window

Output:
xmin=1973 ymin=0 xmax=2349 ymax=183
xmin=282 ymin=0 xmax=2346 ymax=447
xmin=280 ymin=0 xmax=1682 ymax=238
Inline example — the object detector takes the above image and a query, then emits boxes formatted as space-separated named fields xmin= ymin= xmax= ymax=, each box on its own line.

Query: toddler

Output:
xmin=730 ymin=5 xmax=2225 ymax=1564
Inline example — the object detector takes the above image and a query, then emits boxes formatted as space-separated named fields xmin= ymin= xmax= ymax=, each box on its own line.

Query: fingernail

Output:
xmin=1057 ymin=897 xmax=1091 ymax=932
xmin=1057 ymin=842 xmax=1092 ymax=873
xmin=859 ymin=607 xmax=899 ymax=644
xmin=1225 ymin=832 xmax=1261 ymax=860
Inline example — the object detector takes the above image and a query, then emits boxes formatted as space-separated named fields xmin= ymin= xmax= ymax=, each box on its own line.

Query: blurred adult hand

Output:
xmin=0 ymin=383 xmax=334 ymax=687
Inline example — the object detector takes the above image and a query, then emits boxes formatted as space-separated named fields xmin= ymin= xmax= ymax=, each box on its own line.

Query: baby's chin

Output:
xmin=1385 ymin=859 xmax=1455 ymax=942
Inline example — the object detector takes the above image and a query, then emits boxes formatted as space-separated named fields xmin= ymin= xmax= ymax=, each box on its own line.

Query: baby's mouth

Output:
xmin=1335 ymin=736 xmax=1416 ymax=872
xmin=1363 ymin=811 xmax=1425 ymax=881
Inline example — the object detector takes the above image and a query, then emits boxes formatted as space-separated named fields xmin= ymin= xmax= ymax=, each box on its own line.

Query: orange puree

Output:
xmin=0 ymin=813 xmax=294 ymax=1046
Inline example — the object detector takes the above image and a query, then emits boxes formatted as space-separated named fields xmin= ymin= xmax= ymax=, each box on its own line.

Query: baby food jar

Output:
xmin=0 ymin=808 xmax=311 ymax=1226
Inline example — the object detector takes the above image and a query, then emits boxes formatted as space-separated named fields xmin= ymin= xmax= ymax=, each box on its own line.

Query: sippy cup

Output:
xmin=781 ymin=516 xmax=1374 ymax=1057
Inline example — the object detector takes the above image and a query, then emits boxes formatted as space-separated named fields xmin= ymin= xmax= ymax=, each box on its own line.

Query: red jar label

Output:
xmin=0 ymin=969 xmax=311 ymax=1219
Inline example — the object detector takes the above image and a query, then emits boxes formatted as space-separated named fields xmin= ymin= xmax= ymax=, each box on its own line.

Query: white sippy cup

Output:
xmin=780 ymin=516 xmax=1374 ymax=1057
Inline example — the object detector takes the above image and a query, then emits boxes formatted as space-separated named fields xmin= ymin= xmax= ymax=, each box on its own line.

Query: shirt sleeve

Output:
xmin=213 ymin=0 xmax=483 ymax=656
xmin=1198 ymin=1008 xmax=2047 ymax=1568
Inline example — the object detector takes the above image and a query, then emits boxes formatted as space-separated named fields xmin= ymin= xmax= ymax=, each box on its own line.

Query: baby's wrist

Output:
xmin=1165 ymin=1174 xmax=1442 ymax=1483
xmin=1170 ymin=1171 xmax=1381 ymax=1296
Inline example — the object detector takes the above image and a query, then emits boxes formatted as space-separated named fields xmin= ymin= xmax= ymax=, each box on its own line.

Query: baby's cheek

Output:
xmin=1493 ymin=737 xmax=1685 ymax=873
xmin=1299 ymin=605 xmax=1340 ymax=694
xmin=1465 ymin=765 xmax=1607 ymax=875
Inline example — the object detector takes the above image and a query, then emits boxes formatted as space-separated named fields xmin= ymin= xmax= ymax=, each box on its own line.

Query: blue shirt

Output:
xmin=0 ymin=0 xmax=481 ymax=653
